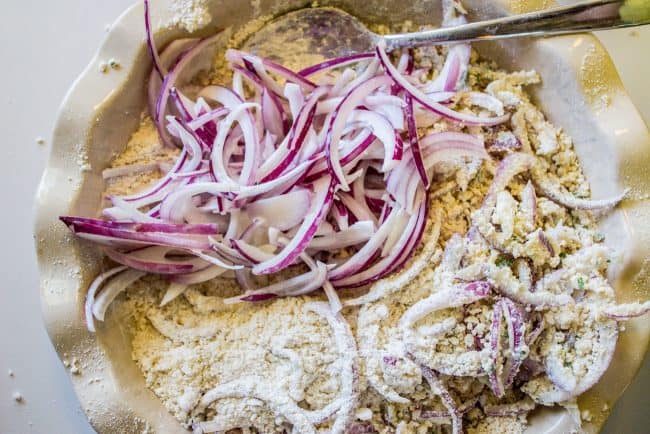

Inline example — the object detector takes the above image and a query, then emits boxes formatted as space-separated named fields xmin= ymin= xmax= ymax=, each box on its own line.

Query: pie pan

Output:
xmin=34 ymin=0 xmax=650 ymax=432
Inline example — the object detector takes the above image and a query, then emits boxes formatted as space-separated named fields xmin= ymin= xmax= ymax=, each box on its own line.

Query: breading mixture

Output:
xmin=97 ymin=40 xmax=634 ymax=433
xmin=56 ymin=3 xmax=650 ymax=433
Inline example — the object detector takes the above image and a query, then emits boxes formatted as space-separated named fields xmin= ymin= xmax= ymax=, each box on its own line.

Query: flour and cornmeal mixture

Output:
xmin=65 ymin=3 xmax=650 ymax=434
xmin=99 ymin=47 xmax=627 ymax=434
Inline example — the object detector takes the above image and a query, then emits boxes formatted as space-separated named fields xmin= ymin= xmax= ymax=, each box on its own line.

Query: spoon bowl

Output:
xmin=242 ymin=0 xmax=648 ymax=67
xmin=241 ymin=8 xmax=376 ymax=65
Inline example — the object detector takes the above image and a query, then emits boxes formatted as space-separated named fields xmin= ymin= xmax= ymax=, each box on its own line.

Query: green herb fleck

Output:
xmin=495 ymin=256 xmax=513 ymax=267
xmin=564 ymin=360 xmax=573 ymax=368
xmin=559 ymin=252 xmax=567 ymax=259
xmin=577 ymin=276 xmax=585 ymax=289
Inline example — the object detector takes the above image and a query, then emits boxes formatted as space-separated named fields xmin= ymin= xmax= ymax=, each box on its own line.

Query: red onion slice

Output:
xmin=168 ymin=265 xmax=228 ymax=285
xmin=348 ymin=109 xmax=402 ymax=171
xmin=419 ymin=365 xmax=462 ymax=434
xmin=104 ymin=196 xmax=163 ymax=223
xmin=143 ymin=0 xmax=164 ymax=79
xmin=338 ymin=191 xmax=378 ymax=228
xmin=308 ymin=221 xmax=374 ymax=250
xmin=324 ymin=75 xmax=392 ymax=190
xmin=190 ymin=248 xmax=243 ymax=270
xmin=381 ymin=210 xmax=411 ymax=257
xmin=59 ymin=217 xmax=220 ymax=235
xmin=252 ymin=176 xmax=335 ymax=275
xmin=328 ymin=207 xmax=403 ymax=281
xmin=333 ymin=200 xmax=426 ymax=288
xmin=226 ymin=261 xmax=328 ymax=303
xmin=160 ymin=282 xmax=189 ymax=306
xmin=228 ymin=239 xmax=274 ymax=264
xmin=104 ymin=247 xmax=206 ymax=275
xmin=102 ymin=162 xmax=169 ymax=180
xmin=339 ymin=59 xmax=381 ymax=97
xmin=520 ymin=180 xmax=537 ymax=229
xmin=523 ymin=313 xmax=618 ymax=405
xmin=404 ymin=94 xmax=429 ymax=187
xmin=158 ymin=182 xmax=233 ymax=225
xmin=422 ymin=44 xmax=470 ymax=94
xmin=147 ymin=39 xmax=199 ymax=119
xmin=245 ymin=189 xmax=312 ymax=231
xmin=197 ymin=378 xmax=317 ymax=434
xmin=344 ymin=209 xmax=442 ymax=306
xmin=376 ymin=44 xmax=509 ymax=126
xmin=209 ymin=101 xmax=260 ymax=186
xmin=332 ymin=199 xmax=350 ymax=230
xmin=169 ymin=88 xmax=196 ymax=123
xmin=155 ymin=33 xmax=224 ymax=147
xmin=188 ymin=106 xmax=229 ymax=131
xmin=92 ymin=269 xmax=146 ymax=322
xmin=304 ymin=131 xmax=376 ymax=182
xmin=259 ymin=87 xmax=327 ymax=182
xmin=400 ymin=280 xmax=490 ymax=330
xmin=62 ymin=218 xmax=212 ymax=250
xmin=237 ymin=159 xmax=315 ymax=199
xmin=118 ymin=150 xmax=189 ymax=204
xmin=84 ymin=266 xmax=128 ymax=332
xmin=226 ymin=49 xmax=317 ymax=91
xmin=200 ymin=86 xmax=262 ymax=185
xmin=298 ymin=53 xmax=374 ymax=77
xmin=261 ymin=87 xmax=288 ymax=138
xmin=602 ymin=301 xmax=650 ymax=319
xmin=502 ymin=298 xmax=527 ymax=389
xmin=419 ymin=131 xmax=488 ymax=170
xmin=474 ymin=152 xmax=538 ymax=253
xmin=488 ymin=300 xmax=505 ymax=398
xmin=531 ymin=165 xmax=627 ymax=210
xmin=284 ymin=82 xmax=305 ymax=116
xmin=304 ymin=302 xmax=359 ymax=434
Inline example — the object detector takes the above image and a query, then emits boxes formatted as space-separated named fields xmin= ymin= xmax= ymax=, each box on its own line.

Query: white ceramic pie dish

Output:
xmin=34 ymin=0 xmax=650 ymax=432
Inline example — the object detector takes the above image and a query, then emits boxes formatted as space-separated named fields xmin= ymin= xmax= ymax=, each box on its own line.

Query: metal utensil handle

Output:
xmin=384 ymin=0 xmax=649 ymax=50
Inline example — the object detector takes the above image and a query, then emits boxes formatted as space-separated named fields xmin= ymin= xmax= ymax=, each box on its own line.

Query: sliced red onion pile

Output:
xmin=62 ymin=1 xmax=508 ymax=331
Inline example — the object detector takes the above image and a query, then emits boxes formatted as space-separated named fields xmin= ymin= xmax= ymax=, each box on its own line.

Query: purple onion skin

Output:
xmin=486 ymin=130 xmax=521 ymax=153
xmin=382 ymin=355 xmax=398 ymax=366
xmin=514 ymin=358 xmax=545 ymax=386
xmin=240 ymin=293 xmax=277 ymax=302
xmin=465 ymin=280 xmax=491 ymax=297
xmin=347 ymin=423 xmax=379 ymax=434
xmin=538 ymin=230 xmax=555 ymax=257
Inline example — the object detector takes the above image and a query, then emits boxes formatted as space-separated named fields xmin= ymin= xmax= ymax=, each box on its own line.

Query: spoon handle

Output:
xmin=383 ymin=0 xmax=649 ymax=50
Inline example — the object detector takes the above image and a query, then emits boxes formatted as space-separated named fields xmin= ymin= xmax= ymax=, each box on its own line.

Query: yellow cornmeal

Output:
xmin=105 ymin=30 xmax=617 ymax=434
xmin=104 ymin=117 xmax=179 ymax=197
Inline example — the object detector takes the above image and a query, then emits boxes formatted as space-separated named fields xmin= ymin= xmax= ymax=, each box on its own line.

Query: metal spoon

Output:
xmin=242 ymin=0 xmax=649 ymax=64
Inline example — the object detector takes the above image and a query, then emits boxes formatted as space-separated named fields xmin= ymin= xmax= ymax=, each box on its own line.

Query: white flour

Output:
xmin=168 ymin=0 xmax=211 ymax=33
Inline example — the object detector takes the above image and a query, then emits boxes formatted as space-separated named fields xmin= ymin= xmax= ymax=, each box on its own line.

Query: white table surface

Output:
xmin=0 ymin=2 xmax=648 ymax=433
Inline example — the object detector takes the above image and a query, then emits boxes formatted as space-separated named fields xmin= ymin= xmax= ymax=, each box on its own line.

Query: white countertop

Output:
xmin=0 ymin=1 xmax=648 ymax=433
